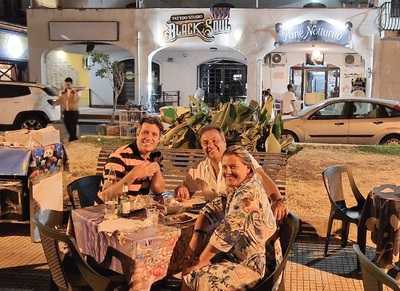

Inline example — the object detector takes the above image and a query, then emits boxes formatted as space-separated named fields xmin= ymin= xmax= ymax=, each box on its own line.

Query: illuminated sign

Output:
xmin=0 ymin=30 xmax=28 ymax=61
xmin=164 ymin=7 xmax=232 ymax=42
xmin=275 ymin=20 xmax=352 ymax=46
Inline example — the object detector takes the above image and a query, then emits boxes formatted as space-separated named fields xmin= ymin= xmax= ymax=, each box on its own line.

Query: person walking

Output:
xmin=52 ymin=77 xmax=80 ymax=142
xmin=279 ymin=84 xmax=297 ymax=116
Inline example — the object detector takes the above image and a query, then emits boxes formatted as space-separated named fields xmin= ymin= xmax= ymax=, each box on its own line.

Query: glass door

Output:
xmin=290 ymin=67 xmax=303 ymax=100
xmin=290 ymin=65 xmax=340 ymax=106
xmin=304 ymin=69 xmax=326 ymax=106
xmin=327 ymin=68 xmax=340 ymax=99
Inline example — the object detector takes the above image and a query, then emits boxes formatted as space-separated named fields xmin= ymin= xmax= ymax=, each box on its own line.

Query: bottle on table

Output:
xmin=119 ymin=183 xmax=130 ymax=218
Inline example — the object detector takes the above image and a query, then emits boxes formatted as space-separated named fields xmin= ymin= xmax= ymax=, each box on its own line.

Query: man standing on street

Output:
xmin=52 ymin=77 xmax=80 ymax=142
xmin=279 ymin=84 xmax=297 ymax=116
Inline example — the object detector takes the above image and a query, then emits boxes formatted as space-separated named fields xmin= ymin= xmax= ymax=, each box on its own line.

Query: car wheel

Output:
xmin=380 ymin=134 xmax=400 ymax=145
xmin=282 ymin=130 xmax=299 ymax=142
xmin=16 ymin=115 xmax=47 ymax=130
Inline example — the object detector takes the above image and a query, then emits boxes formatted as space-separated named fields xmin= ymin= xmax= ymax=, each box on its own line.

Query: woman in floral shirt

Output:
xmin=182 ymin=145 xmax=279 ymax=291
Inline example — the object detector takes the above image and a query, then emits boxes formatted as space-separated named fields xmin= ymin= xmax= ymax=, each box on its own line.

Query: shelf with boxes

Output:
xmin=118 ymin=109 xmax=145 ymax=138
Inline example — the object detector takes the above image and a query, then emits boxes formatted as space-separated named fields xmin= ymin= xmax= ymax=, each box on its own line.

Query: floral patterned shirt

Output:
xmin=201 ymin=174 xmax=277 ymax=277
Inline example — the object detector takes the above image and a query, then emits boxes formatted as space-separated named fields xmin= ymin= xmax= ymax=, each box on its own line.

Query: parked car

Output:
xmin=0 ymin=81 xmax=61 ymax=130
xmin=282 ymin=97 xmax=400 ymax=145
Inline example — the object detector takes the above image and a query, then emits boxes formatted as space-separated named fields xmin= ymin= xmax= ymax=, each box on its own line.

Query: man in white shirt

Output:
xmin=175 ymin=126 xmax=287 ymax=221
xmin=279 ymin=84 xmax=297 ymax=116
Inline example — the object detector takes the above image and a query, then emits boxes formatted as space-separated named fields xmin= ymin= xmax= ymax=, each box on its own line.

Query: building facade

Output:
xmin=27 ymin=3 xmax=399 ymax=109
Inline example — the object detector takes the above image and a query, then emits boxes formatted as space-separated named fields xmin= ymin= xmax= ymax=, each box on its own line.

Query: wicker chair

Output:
xmin=34 ymin=209 xmax=128 ymax=291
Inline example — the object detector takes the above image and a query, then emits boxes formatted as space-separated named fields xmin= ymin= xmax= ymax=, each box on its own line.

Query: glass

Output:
xmin=311 ymin=102 xmax=346 ymax=120
xmin=146 ymin=207 xmax=159 ymax=225
xmin=104 ymin=200 xmax=117 ymax=220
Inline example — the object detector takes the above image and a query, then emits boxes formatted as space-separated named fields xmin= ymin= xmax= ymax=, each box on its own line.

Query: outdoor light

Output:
xmin=311 ymin=49 xmax=323 ymax=63
xmin=233 ymin=29 xmax=242 ymax=42
xmin=6 ymin=34 xmax=24 ymax=59
xmin=55 ymin=50 xmax=66 ymax=59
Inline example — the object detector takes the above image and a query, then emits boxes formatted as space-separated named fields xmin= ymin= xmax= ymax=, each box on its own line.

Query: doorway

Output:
xmin=198 ymin=59 xmax=247 ymax=107
xmin=290 ymin=65 xmax=340 ymax=106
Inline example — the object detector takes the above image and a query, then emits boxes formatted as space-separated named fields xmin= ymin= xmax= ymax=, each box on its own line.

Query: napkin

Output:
xmin=98 ymin=218 xmax=151 ymax=234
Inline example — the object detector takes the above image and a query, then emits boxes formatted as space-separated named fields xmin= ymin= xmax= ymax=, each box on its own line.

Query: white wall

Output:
xmin=89 ymin=51 xmax=132 ymax=106
xmin=153 ymin=49 xmax=246 ymax=106
xmin=27 ymin=8 xmax=378 ymax=106
xmin=263 ymin=52 xmax=365 ymax=101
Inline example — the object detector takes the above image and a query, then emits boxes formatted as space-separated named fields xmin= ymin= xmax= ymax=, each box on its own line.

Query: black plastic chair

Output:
xmin=67 ymin=175 xmax=103 ymax=209
xmin=322 ymin=165 xmax=366 ymax=257
xmin=34 ymin=209 xmax=128 ymax=291
xmin=353 ymin=244 xmax=400 ymax=291
xmin=249 ymin=212 xmax=300 ymax=291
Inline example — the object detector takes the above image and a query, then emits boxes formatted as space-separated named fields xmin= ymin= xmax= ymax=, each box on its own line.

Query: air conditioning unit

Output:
xmin=344 ymin=54 xmax=363 ymax=66
xmin=268 ymin=53 xmax=286 ymax=66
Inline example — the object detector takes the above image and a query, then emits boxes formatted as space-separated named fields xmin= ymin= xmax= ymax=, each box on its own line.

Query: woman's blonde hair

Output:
xmin=223 ymin=145 xmax=254 ymax=172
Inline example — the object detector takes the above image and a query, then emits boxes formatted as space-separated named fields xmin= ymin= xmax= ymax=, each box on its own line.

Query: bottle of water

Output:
xmin=120 ymin=183 xmax=130 ymax=218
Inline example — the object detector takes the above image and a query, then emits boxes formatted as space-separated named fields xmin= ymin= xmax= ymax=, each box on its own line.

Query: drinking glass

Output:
xmin=146 ymin=207 xmax=159 ymax=225
xmin=104 ymin=200 xmax=116 ymax=220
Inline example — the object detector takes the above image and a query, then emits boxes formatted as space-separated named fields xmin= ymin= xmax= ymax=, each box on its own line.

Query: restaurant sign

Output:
xmin=164 ymin=8 xmax=231 ymax=42
xmin=275 ymin=20 xmax=352 ymax=47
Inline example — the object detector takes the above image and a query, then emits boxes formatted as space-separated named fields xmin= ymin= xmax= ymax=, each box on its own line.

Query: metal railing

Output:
xmin=378 ymin=1 xmax=400 ymax=31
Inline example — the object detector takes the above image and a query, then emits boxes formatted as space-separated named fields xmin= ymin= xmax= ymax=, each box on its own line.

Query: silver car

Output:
xmin=282 ymin=97 xmax=400 ymax=145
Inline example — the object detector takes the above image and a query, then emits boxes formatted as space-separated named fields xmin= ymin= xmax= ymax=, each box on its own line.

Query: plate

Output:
xmin=164 ymin=214 xmax=196 ymax=226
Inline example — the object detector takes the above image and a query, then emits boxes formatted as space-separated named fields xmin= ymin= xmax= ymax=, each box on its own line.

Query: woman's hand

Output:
xmin=272 ymin=199 xmax=288 ymax=222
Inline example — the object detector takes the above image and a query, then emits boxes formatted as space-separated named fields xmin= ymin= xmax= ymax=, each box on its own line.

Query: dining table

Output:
xmin=71 ymin=199 xmax=202 ymax=291
xmin=361 ymin=184 xmax=400 ymax=273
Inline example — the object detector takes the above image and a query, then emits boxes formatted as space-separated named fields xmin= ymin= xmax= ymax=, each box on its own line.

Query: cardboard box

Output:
xmin=4 ymin=129 xmax=30 ymax=146
xmin=4 ymin=126 xmax=60 ymax=147
xmin=30 ymin=126 xmax=60 ymax=146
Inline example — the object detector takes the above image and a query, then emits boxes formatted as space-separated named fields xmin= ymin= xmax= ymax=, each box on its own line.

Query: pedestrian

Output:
xmin=261 ymin=88 xmax=272 ymax=108
xmin=52 ymin=77 xmax=80 ymax=142
xmin=279 ymin=84 xmax=297 ymax=116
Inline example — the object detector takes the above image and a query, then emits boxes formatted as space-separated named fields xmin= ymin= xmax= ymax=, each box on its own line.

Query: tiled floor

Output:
xmin=285 ymin=242 xmax=364 ymax=291
xmin=0 ymin=223 xmax=370 ymax=291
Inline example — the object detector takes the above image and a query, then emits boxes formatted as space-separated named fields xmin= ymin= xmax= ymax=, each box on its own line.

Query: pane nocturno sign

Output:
xmin=275 ymin=20 xmax=352 ymax=47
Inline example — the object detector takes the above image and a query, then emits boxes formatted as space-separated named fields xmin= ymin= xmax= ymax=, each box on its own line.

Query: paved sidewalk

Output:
xmin=0 ymin=223 xmax=370 ymax=291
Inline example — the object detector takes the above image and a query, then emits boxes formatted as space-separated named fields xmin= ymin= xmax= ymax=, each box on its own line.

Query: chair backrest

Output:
xmin=34 ymin=209 xmax=70 ymax=289
xmin=322 ymin=165 xmax=365 ymax=209
xmin=67 ymin=175 xmax=103 ymax=209
xmin=34 ymin=209 xmax=111 ymax=291
xmin=353 ymin=244 xmax=400 ymax=291
xmin=251 ymin=213 xmax=300 ymax=291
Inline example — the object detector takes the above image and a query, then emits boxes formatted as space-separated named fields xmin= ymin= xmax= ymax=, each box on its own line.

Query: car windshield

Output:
xmin=297 ymin=103 xmax=321 ymax=116
xmin=42 ymin=86 xmax=58 ymax=96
